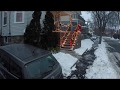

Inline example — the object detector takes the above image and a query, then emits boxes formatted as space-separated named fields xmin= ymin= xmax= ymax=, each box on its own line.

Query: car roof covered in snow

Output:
xmin=0 ymin=44 xmax=51 ymax=67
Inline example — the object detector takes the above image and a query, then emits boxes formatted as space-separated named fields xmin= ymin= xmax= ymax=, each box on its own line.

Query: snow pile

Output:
xmin=74 ymin=39 xmax=94 ymax=55
xmin=85 ymin=41 xmax=118 ymax=79
xmin=53 ymin=52 xmax=77 ymax=76
xmin=110 ymin=38 xmax=119 ymax=41
xmin=104 ymin=37 xmax=119 ymax=41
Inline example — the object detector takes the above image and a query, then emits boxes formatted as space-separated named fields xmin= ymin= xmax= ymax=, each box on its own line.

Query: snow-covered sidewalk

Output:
xmin=53 ymin=39 xmax=94 ymax=77
xmin=53 ymin=52 xmax=77 ymax=76
xmin=85 ymin=39 xmax=119 ymax=79
xmin=103 ymin=36 xmax=119 ymax=41
xmin=74 ymin=39 xmax=94 ymax=55
xmin=53 ymin=38 xmax=119 ymax=79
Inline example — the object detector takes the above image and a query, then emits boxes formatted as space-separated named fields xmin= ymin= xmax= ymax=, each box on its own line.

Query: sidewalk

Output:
xmin=85 ymin=39 xmax=119 ymax=79
xmin=53 ymin=39 xmax=94 ymax=77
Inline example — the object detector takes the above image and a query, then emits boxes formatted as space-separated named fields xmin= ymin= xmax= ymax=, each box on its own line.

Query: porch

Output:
xmin=51 ymin=11 xmax=81 ymax=50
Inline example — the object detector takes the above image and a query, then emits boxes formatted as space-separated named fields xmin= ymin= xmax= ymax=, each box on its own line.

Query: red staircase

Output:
xmin=61 ymin=31 xmax=77 ymax=50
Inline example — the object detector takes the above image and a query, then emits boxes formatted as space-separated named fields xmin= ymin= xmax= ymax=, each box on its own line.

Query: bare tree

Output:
xmin=91 ymin=11 xmax=114 ymax=44
xmin=106 ymin=11 xmax=120 ymax=38
xmin=107 ymin=12 xmax=119 ymax=29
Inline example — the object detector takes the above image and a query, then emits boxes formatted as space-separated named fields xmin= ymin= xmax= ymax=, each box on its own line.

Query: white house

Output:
xmin=0 ymin=11 xmax=46 ymax=45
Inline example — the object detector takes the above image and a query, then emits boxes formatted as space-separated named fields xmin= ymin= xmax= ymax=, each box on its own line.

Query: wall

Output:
xmin=10 ymin=11 xmax=29 ymax=36
xmin=1 ymin=11 xmax=48 ymax=37
xmin=60 ymin=16 xmax=70 ymax=22
xmin=10 ymin=11 xmax=46 ymax=36
xmin=10 ymin=36 xmax=24 ymax=44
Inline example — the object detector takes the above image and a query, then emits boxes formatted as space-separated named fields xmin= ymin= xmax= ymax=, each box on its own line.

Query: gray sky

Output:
xmin=81 ymin=11 xmax=92 ymax=21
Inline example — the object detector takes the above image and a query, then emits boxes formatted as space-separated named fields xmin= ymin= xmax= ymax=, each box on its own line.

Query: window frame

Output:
xmin=14 ymin=11 xmax=24 ymax=23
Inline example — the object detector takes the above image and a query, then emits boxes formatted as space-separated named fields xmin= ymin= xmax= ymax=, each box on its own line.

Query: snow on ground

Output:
xmin=103 ymin=36 xmax=119 ymax=41
xmin=85 ymin=40 xmax=119 ymax=79
xmin=110 ymin=38 xmax=119 ymax=41
xmin=53 ymin=38 xmax=118 ymax=79
xmin=74 ymin=39 xmax=94 ymax=55
xmin=53 ymin=39 xmax=94 ymax=77
xmin=53 ymin=52 xmax=77 ymax=76
xmin=103 ymin=36 xmax=120 ymax=43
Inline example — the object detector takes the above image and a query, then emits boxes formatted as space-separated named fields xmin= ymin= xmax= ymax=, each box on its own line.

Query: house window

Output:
xmin=72 ymin=15 xmax=74 ymax=18
xmin=3 ymin=11 xmax=7 ymax=25
xmin=74 ymin=14 xmax=76 ymax=19
xmin=14 ymin=11 xmax=24 ymax=23
xmin=72 ymin=14 xmax=76 ymax=19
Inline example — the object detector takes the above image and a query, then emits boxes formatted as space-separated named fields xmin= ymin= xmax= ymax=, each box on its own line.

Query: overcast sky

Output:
xmin=81 ymin=11 xmax=92 ymax=21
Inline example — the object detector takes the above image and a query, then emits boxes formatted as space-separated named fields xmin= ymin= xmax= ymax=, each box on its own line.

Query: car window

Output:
xmin=9 ymin=60 xmax=23 ymax=79
xmin=0 ymin=54 xmax=10 ymax=71
xmin=0 ymin=52 xmax=22 ymax=78
xmin=25 ymin=54 xmax=58 ymax=78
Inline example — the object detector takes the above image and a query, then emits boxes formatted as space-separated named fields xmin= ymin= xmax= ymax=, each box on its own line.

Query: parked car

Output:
xmin=0 ymin=44 xmax=63 ymax=79
xmin=113 ymin=33 xmax=120 ymax=39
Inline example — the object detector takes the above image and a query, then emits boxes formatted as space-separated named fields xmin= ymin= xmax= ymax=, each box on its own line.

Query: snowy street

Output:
xmin=103 ymin=37 xmax=120 ymax=78
xmin=85 ymin=38 xmax=119 ymax=79
xmin=53 ymin=38 xmax=120 ymax=79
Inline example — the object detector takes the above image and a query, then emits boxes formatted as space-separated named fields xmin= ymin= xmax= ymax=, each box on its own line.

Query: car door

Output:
xmin=0 ymin=70 xmax=6 ymax=79
xmin=0 ymin=55 xmax=16 ymax=79
xmin=9 ymin=60 xmax=23 ymax=79
xmin=0 ymin=51 xmax=18 ymax=79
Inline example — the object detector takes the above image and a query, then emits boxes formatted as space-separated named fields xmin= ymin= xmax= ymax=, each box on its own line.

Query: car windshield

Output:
xmin=25 ymin=54 xmax=58 ymax=79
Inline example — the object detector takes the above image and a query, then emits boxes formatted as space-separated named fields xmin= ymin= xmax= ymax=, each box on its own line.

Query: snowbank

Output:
xmin=85 ymin=40 xmax=118 ymax=79
xmin=103 ymin=37 xmax=119 ymax=41
xmin=74 ymin=39 xmax=94 ymax=55
xmin=110 ymin=38 xmax=119 ymax=41
xmin=53 ymin=52 xmax=77 ymax=76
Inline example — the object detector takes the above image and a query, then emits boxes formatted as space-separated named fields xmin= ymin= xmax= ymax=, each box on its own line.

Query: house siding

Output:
xmin=0 ymin=12 xmax=1 ymax=35
xmin=0 ymin=11 xmax=49 ymax=45
xmin=10 ymin=11 xmax=28 ymax=36
xmin=60 ymin=16 xmax=70 ymax=22
xmin=2 ymin=11 xmax=10 ymax=36
xmin=10 ymin=11 xmax=46 ymax=36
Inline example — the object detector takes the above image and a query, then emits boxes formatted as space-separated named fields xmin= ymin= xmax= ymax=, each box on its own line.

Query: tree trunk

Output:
xmin=111 ymin=30 xmax=113 ymax=38
xmin=99 ymin=28 xmax=102 ymax=44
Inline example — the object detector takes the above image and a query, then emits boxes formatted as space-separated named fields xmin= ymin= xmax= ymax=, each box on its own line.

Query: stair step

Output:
xmin=61 ymin=46 xmax=74 ymax=50
xmin=60 ymin=47 xmax=73 ymax=51
xmin=62 ymin=46 xmax=72 ymax=48
xmin=64 ymin=44 xmax=71 ymax=46
xmin=65 ymin=39 xmax=70 ymax=42
xmin=64 ymin=41 xmax=70 ymax=43
xmin=67 ymin=37 xmax=72 ymax=38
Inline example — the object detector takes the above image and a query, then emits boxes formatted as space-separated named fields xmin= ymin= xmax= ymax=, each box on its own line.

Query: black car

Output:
xmin=0 ymin=44 xmax=63 ymax=79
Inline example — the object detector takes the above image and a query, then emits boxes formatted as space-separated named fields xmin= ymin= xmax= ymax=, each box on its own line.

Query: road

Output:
xmin=104 ymin=37 xmax=120 ymax=77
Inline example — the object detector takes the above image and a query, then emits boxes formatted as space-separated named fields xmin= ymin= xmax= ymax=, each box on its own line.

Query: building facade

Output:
xmin=0 ymin=11 xmax=79 ymax=46
xmin=0 ymin=11 xmax=46 ymax=45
